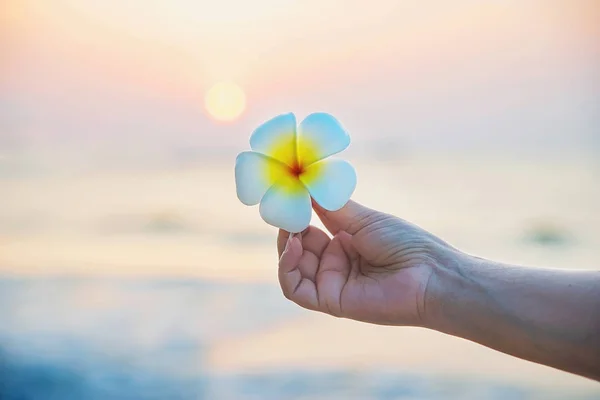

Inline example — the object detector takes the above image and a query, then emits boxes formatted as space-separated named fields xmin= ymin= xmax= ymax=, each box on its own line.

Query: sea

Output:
xmin=1 ymin=152 xmax=599 ymax=399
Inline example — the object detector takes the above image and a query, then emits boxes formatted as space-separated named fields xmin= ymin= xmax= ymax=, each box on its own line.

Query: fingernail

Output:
xmin=284 ymin=233 xmax=294 ymax=252
xmin=289 ymin=237 xmax=301 ymax=257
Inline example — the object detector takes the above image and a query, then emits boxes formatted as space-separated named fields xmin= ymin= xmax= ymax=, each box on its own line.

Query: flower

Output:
xmin=235 ymin=112 xmax=357 ymax=233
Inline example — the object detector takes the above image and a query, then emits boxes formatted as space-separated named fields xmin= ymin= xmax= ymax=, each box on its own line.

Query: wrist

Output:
xmin=421 ymin=249 xmax=481 ymax=333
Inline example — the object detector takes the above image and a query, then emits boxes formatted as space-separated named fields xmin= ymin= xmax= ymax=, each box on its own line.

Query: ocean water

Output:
xmin=1 ymin=277 xmax=599 ymax=400
xmin=0 ymin=277 xmax=298 ymax=399
xmin=1 ymin=154 xmax=599 ymax=398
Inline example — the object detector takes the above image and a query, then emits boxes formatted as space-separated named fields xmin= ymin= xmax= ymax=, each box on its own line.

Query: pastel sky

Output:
xmin=1 ymin=0 xmax=598 ymax=158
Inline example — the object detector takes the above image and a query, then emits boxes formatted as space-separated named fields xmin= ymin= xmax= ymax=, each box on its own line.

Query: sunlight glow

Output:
xmin=204 ymin=81 xmax=246 ymax=122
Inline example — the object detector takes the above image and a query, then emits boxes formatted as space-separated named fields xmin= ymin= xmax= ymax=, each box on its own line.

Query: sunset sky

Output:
xmin=1 ymin=0 xmax=598 ymax=160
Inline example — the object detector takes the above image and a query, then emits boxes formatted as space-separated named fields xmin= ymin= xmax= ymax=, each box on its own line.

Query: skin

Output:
xmin=277 ymin=200 xmax=600 ymax=381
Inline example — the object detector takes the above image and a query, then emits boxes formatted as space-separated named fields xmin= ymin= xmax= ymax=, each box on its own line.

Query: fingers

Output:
xmin=277 ymin=226 xmax=330 ymax=258
xmin=316 ymin=231 xmax=353 ymax=317
xmin=277 ymin=230 xmax=289 ymax=258
xmin=313 ymin=199 xmax=379 ymax=235
xmin=279 ymin=233 xmax=303 ymax=274
xmin=278 ymin=233 xmax=320 ymax=310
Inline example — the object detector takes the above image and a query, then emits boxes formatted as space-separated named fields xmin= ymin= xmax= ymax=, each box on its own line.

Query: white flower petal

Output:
xmin=259 ymin=176 xmax=312 ymax=233
xmin=249 ymin=112 xmax=297 ymax=168
xmin=297 ymin=113 xmax=350 ymax=167
xmin=299 ymin=158 xmax=356 ymax=211
xmin=235 ymin=151 xmax=288 ymax=206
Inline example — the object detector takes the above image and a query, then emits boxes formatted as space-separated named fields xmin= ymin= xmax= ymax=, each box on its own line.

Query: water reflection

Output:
xmin=1 ymin=278 xmax=599 ymax=399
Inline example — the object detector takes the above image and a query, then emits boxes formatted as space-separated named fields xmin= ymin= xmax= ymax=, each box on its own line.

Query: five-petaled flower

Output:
xmin=235 ymin=112 xmax=357 ymax=233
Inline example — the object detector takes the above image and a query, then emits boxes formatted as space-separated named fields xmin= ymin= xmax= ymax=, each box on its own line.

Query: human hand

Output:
xmin=277 ymin=200 xmax=458 ymax=326
xmin=277 ymin=200 xmax=600 ymax=380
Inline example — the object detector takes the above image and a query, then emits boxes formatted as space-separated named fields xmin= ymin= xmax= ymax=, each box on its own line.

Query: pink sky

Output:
xmin=1 ymin=0 xmax=598 ymax=155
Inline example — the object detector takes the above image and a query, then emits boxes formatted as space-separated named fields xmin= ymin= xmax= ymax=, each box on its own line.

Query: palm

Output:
xmin=277 ymin=202 xmax=445 ymax=326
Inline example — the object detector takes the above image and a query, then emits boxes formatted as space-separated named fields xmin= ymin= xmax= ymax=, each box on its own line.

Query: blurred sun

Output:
xmin=204 ymin=81 xmax=246 ymax=122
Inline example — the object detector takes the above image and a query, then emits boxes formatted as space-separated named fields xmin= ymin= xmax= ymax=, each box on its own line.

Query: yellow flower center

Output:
xmin=263 ymin=133 xmax=323 ymax=194
xmin=289 ymin=161 xmax=304 ymax=178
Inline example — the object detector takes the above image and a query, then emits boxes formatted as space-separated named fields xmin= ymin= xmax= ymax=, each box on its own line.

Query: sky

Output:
xmin=1 ymin=0 xmax=599 ymax=163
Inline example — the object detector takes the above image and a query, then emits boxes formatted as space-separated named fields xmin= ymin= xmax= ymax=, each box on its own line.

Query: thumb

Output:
xmin=313 ymin=199 xmax=380 ymax=235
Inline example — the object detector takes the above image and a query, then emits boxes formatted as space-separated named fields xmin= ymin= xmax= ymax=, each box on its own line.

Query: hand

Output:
xmin=277 ymin=200 xmax=600 ymax=380
xmin=277 ymin=200 xmax=457 ymax=326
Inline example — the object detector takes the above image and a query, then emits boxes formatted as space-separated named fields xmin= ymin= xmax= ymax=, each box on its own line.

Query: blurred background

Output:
xmin=1 ymin=0 xmax=599 ymax=398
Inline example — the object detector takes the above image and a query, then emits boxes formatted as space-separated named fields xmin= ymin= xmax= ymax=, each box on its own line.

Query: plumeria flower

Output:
xmin=235 ymin=112 xmax=357 ymax=233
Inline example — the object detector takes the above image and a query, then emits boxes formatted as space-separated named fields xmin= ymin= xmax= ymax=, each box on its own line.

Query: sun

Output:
xmin=204 ymin=81 xmax=246 ymax=122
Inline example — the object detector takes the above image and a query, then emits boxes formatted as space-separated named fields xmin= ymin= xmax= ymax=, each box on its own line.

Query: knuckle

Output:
xmin=283 ymin=290 xmax=292 ymax=300
xmin=351 ymin=212 xmax=392 ymax=235
xmin=280 ymin=283 xmax=293 ymax=300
